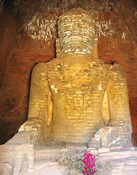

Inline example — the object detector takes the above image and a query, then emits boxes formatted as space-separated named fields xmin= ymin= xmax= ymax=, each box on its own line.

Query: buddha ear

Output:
xmin=56 ymin=38 xmax=62 ymax=58
xmin=91 ymin=37 xmax=99 ymax=59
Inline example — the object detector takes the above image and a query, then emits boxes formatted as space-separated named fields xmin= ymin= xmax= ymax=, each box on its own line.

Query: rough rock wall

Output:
xmin=0 ymin=30 xmax=54 ymax=144
xmin=0 ymin=10 xmax=54 ymax=144
xmin=0 ymin=0 xmax=54 ymax=144
xmin=0 ymin=0 xmax=137 ymax=144
xmin=0 ymin=10 xmax=17 ymax=143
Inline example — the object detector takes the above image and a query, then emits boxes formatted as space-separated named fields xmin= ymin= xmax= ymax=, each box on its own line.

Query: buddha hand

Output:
xmin=19 ymin=118 xmax=43 ymax=132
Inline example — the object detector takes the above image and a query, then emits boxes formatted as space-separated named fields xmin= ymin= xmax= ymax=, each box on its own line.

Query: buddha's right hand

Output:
xmin=7 ymin=119 xmax=44 ymax=145
xmin=19 ymin=118 xmax=43 ymax=132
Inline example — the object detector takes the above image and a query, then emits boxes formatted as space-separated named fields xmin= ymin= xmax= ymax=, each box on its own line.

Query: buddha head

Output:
xmin=58 ymin=8 xmax=96 ymax=55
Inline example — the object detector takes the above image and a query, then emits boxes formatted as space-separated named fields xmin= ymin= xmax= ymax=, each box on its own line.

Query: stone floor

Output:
xmin=0 ymin=144 xmax=137 ymax=175
xmin=0 ymin=131 xmax=137 ymax=175
xmin=31 ymin=145 xmax=137 ymax=175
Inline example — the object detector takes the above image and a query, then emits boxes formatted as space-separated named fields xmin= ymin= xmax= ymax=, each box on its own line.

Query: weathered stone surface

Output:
xmin=0 ymin=143 xmax=34 ymax=175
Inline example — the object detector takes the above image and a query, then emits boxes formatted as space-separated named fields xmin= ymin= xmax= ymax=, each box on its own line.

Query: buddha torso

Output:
xmin=46 ymin=55 xmax=110 ymax=143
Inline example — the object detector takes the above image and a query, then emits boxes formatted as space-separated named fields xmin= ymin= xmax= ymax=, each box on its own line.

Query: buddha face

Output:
xmin=58 ymin=9 xmax=95 ymax=55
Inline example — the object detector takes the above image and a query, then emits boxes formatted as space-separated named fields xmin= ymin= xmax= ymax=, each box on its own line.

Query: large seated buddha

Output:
xmin=19 ymin=8 xmax=132 ymax=146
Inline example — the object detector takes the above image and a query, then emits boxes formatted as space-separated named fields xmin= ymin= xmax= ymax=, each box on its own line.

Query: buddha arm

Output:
xmin=108 ymin=64 xmax=131 ymax=125
xmin=19 ymin=63 xmax=52 ymax=132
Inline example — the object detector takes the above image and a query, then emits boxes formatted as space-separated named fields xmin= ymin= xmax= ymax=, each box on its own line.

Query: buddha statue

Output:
xmin=19 ymin=8 xmax=132 ymax=146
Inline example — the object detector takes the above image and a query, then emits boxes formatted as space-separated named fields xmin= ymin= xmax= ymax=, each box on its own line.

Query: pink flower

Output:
xmin=82 ymin=152 xmax=97 ymax=175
